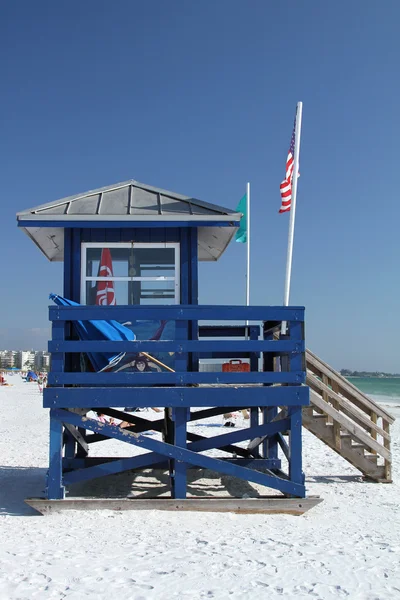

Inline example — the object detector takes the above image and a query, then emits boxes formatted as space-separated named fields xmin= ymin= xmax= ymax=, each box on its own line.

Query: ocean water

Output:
xmin=348 ymin=377 xmax=400 ymax=406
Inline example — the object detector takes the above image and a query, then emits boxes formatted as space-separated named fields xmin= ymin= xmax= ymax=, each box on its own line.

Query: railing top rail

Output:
xmin=49 ymin=304 xmax=305 ymax=323
xmin=49 ymin=339 xmax=305 ymax=353
xmin=307 ymin=375 xmax=390 ymax=440
xmin=309 ymin=389 xmax=391 ymax=460
xmin=307 ymin=349 xmax=395 ymax=424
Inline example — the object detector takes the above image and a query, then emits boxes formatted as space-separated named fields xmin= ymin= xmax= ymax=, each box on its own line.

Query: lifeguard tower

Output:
xmin=17 ymin=179 xmax=322 ymax=514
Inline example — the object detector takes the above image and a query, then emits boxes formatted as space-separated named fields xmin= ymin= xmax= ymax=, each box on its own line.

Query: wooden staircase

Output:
xmin=304 ymin=350 xmax=395 ymax=482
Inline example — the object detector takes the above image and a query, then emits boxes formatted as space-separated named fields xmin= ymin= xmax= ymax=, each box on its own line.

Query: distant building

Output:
xmin=20 ymin=350 xmax=36 ymax=370
xmin=0 ymin=350 xmax=19 ymax=369
xmin=0 ymin=349 xmax=51 ymax=371
xmin=35 ymin=351 xmax=51 ymax=371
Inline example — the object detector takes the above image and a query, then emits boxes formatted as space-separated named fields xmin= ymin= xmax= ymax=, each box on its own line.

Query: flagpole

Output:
xmin=282 ymin=101 xmax=303 ymax=333
xmin=244 ymin=182 xmax=251 ymax=337
xmin=246 ymin=181 xmax=250 ymax=308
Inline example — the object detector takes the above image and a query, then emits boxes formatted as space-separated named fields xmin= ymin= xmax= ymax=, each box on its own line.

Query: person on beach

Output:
xmin=96 ymin=412 xmax=132 ymax=428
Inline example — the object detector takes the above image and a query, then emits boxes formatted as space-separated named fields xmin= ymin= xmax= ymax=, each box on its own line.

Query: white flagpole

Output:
xmin=245 ymin=182 xmax=250 ymax=337
xmin=246 ymin=181 xmax=250 ymax=307
xmin=281 ymin=102 xmax=303 ymax=334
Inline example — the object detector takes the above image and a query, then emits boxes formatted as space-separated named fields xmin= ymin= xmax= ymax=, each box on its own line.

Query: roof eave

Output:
xmin=17 ymin=213 xmax=242 ymax=224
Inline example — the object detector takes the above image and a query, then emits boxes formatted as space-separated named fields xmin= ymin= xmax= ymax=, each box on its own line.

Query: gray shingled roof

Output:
xmin=17 ymin=180 xmax=241 ymax=262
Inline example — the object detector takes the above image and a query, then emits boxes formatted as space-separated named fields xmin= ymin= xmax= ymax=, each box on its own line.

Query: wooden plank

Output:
xmin=49 ymin=370 xmax=305 ymax=386
xmin=383 ymin=421 xmax=392 ymax=482
xmin=308 ymin=375 xmax=390 ymax=441
xmin=322 ymin=374 xmax=333 ymax=424
xmin=64 ymin=423 xmax=89 ymax=454
xmin=309 ymin=391 xmax=391 ymax=460
xmin=49 ymin=304 xmax=305 ymax=323
xmin=48 ymin=411 xmax=64 ymax=499
xmin=25 ymin=496 xmax=323 ymax=516
xmin=306 ymin=350 xmax=395 ymax=423
xmin=303 ymin=412 xmax=387 ymax=481
xmin=49 ymin=338 xmax=305 ymax=354
xmin=331 ymin=380 xmax=342 ymax=450
xmin=370 ymin=412 xmax=378 ymax=455
xmin=44 ymin=385 xmax=311 ymax=409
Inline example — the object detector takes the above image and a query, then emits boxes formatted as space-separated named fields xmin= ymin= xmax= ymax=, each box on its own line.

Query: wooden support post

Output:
xmin=287 ymin=321 xmax=305 ymax=488
xmin=47 ymin=320 xmax=66 ymax=499
xmin=289 ymin=406 xmax=303 ymax=486
xmin=262 ymin=408 xmax=268 ymax=458
xmin=48 ymin=410 xmax=64 ymax=499
xmin=263 ymin=407 xmax=279 ymax=460
xmin=383 ymin=420 xmax=391 ymax=481
xmin=249 ymin=325 xmax=259 ymax=372
xmin=172 ymin=408 xmax=188 ymax=499
xmin=370 ymin=411 xmax=378 ymax=454
xmin=64 ymin=429 xmax=76 ymax=460
xmin=262 ymin=325 xmax=278 ymax=460
xmin=250 ymin=407 xmax=259 ymax=457
xmin=249 ymin=326 xmax=259 ymax=453
xmin=331 ymin=380 xmax=342 ymax=450
xmin=171 ymin=319 xmax=188 ymax=499
xmin=322 ymin=374 xmax=333 ymax=424
xmin=64 ymin=423 xmax=89 ymax=455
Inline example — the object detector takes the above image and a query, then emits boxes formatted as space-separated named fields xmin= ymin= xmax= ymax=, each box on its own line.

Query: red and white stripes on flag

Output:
xmin=279 ymin=117 xmax=298 ymax=213
xmin=96 ymin=248 xmax=116 ymax=305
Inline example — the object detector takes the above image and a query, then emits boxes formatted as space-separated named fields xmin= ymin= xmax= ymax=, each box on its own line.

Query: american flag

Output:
xmin=279 ymin=116 xmax=299 ymax=213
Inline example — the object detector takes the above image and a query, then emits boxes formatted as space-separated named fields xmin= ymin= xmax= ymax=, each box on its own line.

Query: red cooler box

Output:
xmin=222 ymin=359 xmax=250 ymax=372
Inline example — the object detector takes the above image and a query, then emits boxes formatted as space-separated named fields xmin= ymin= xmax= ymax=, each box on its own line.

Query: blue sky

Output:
xmin=1 ymin=1 xmax=399 ymax=372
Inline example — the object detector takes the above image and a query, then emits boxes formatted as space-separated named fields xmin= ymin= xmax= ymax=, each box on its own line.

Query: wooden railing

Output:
xmin=306 ymin=349 xmax=395 ymax=481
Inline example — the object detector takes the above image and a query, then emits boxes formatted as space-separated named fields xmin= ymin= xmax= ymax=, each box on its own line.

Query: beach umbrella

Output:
xmin=49 ymin=293 xmax=135 ymax=372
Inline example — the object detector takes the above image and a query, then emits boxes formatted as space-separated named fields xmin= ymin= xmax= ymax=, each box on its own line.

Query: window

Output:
xmin=81 ymin=243 xmax=180 ymax=305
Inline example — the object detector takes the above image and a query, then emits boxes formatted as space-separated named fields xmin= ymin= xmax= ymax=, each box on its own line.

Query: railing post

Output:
xmin=331 ymin=380 xmax=342 ymax=450
xmin=370 ymin=411 xmax=378 ymax=454
xmin=262 ymin=323 xmax=278 ymax=460
xmin=47 ymin=409 xmax=64 ymax=499
xmin=47 ymin=319 xmax=66 ymax=499
xmin=383 ymin=420 xmax=391 ymax=481
xmin=249 ymin=325 xmax=259 ymax=451
xmin=172 ymin=408 xmax=188 ymax=499
xmin=171 ymin=319 xmax=188 ymax=499
xmin=289 ymin=405 xmax=304 ymax=492
xmin=288 ymin=320 xmax=305 ymax=493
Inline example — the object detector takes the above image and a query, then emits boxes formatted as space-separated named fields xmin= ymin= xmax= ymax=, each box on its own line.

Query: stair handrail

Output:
xmin=306 ymin=349 xmax=395 ymax=425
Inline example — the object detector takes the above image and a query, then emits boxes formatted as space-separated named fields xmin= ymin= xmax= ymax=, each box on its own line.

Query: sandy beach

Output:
xmin=1 ymin=376 xmax=399 ymax=600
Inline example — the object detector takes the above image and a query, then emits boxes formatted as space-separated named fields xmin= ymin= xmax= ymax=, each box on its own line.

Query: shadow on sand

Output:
xmin=68 ymin=467 xmax=262 ymax=500
xmin=306 ymin=474 xmax=366 ymax=484
xmin=0 ymin=466 xmax=47 ymax=516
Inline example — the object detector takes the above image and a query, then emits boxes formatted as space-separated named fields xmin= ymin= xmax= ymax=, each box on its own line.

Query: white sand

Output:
xmin=1 ymin=377 xmax=399 ymax=600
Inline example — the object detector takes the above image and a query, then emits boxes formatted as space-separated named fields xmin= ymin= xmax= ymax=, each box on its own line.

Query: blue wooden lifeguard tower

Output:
xmin=17 ymin=180 xmax=319 ymax=514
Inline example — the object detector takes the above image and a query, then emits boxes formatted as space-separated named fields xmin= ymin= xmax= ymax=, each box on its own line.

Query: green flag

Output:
xmin=235 ymin=193 xmax=247 ymax=243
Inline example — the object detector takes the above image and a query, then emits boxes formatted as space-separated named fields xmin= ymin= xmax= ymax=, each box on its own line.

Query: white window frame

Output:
xmin=80 ymin=242 xmax=180 ymax=305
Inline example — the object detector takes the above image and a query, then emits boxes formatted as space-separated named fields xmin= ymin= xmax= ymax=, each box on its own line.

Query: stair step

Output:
xmin=306 ymin=352 xmax=393 ymax=482
xmin=351 ymin=443 xmax=367 ymax=451
xmin=365 ymin=454 xmax=378 ymax=464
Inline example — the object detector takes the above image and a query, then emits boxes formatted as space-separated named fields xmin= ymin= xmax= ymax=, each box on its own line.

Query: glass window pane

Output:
xmin=83 ymin=245 xmax=178 ymax=305
xmin=85 ymin=246 xmax=176 ymax=279
xmin=86 ymin=247 xmax=131 ymax=278
xmin=133 ymin=248 xmax=175 ymax=278
xmin=85 ymin=281 xmax=129 ymax=305
xmin=139 ymin=280 xmax=175 ymax=304
xmin=86 ymin=280 xmax=176 ymax=305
